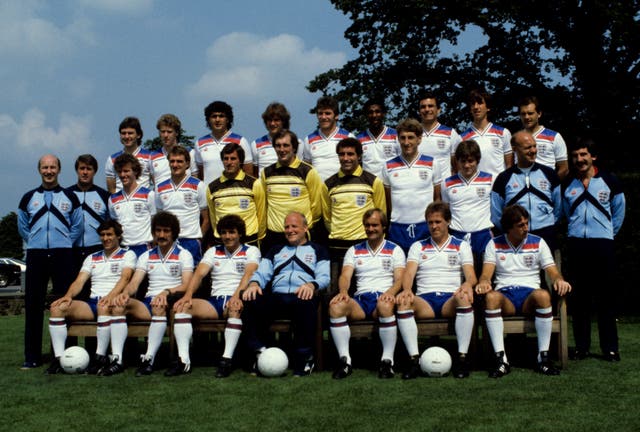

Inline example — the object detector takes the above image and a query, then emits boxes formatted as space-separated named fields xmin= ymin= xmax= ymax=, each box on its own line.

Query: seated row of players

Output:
xmin=46 ymin=201 xmax=570 ymax=380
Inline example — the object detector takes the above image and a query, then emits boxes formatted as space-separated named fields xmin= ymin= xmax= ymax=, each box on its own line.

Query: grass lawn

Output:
xmin=2 ymin=314 xmax=639 ymax=432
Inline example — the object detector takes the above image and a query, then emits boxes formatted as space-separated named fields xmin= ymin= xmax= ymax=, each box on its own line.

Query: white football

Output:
xmin=257 ymin=347 xmax=288 ymax=377
xmin=419 ymin=346 xmax=452 ymax=377
xmin=60 ymin=346 xmax=90 ymax=374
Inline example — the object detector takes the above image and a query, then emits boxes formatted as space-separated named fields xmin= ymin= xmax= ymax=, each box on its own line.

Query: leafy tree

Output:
xmin=142 ymin=129 xmax=195 ymax=152
xmin=0 ymin=212 xmax=23 ymax=259
xmin=309 ymin=0 xmax=639 ymax=168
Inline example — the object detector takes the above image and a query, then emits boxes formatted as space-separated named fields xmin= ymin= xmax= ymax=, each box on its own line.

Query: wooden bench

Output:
xmin=66 ymin=320 xmax=164 ymax=339
xmin=343 ymin=318 xmax=477 ymax=366
xmin=173 ymin=317 xmax=325 ymax=371
xmin=487 ymin=296 xmax=569 ymax=368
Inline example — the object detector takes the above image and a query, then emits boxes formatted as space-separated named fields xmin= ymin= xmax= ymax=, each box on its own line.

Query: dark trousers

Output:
xmin=567 ymin=238 xmax=618 ymax=353
xmin=24 ymin=248 xmax=75 ymax=364
xmin=243 ymin=293 xmax=319 ymax=358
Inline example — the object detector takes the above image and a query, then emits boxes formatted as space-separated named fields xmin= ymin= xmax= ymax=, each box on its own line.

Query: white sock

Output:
xmin=396 ymin=310 xmax=419 ymax=357
xmin=222 ymin=317 xmax=242 ymax=359
xmin=329 ymin=316 xmax=351 ymax=364
xmin=535 ymin=307 xmax=553 ymax=361
xmin=455 ymin=306 xmax=474 ymax=354
xmin=109 ymin=316 xmax=127 ymax=364
xmin=48 ymin=317 xmax=67 ymax=358
xmin=96 ymin=315 xmax=111 ymax=356
xmin=173 ymin=313 xmax=193 ymax=364
xmin=144 ymin=316 xmax=167 ymax=364
xmin=378 ymin=316 xmax=397 ymax=364
xmin=485 ymin=308 xmax=506 ymax=361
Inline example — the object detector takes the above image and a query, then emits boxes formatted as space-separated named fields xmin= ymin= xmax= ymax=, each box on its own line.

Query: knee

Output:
xmin=376 ymin=300 xmax=394 ymax=317
xmin=485 ymin=291 xmax=501 ymax=309
xmin=533 ymin=289 xmax=551 ymax=308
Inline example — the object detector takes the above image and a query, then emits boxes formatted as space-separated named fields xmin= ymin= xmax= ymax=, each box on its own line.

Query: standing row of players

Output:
xmin=19 ymin=89 xmax=625 ymax=376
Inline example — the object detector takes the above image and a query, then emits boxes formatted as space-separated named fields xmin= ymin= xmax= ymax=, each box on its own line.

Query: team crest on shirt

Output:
xmin=421 ymin=254 xmax=428 ymax=260
xmin=419 ymin=170 xmax=429 ymax=181
xmin=356 ymin=195 xmax=367 ymax=207
xmin=303 ymin=253 xmax=315 ymax=264
xmin=110 ymin=263 xmax=120 ymax=273
xmin=499 ymin=255 xmax=506 ymax=261
xmin=537 ymin=179 xmax=549 ymax=191
xmin=383 ymin=145 xmax=394 ymax=157
xmin=492 ymin=138 xmax=501 ymax=148
xmin=93 ymin=201 xmax=103 ymax=211
xmin=356 ymin=259 xmax=363 ymax=266
xmin=523 ymin=255 xmax=535 ymax=268
xmin=169 ymin=264 xmax=180 ymax=277
xmin=60 ymin=202 xmax=70 ymax=212
xmin=448 ymin=254 xmax=458 ymax=266
xmin=239 ymin=198 xmax=249 ymax=209
xmin=183 ymin=193 xmax=193 ymax=205
xmin=381 ymin=258 xmax=392 ymax=272
xmin=134 ymin=203 xmax=143 ymax=213
xmin=510 ymin=181 xmax=520 ymax=189
xmin=236 ymin=262 xmax=245 ymax=273
xmin=290 ymin=187 xmax=301 ymax=197
xmin=598 ymin=190 xmax=610 ymax=203
xmin=437 ymin=139 xmax=446 ymax=150
xmin=476 ymin=188 xmax=486 ymax=198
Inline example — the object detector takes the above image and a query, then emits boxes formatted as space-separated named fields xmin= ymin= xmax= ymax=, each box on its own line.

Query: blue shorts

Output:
xmin=86 ymin=297 xmax=100 ymax=319
xmin=389 ymin=222 xmax=429 ymax=252
xmin=449 ymin=228 xmax=492 ymax=256
xmin=178 ymin=238 xmax=202 ymax=266
xmin=418 ymin=292 xmax=452 ymax=318
xmin=498 ymin=286 xmax=535 ymax=314
xmin=354 ymin=292 xmax=382 ymax=318
xmin=207 ymin=295 xmax=231 ymax=317
xmin=142 ymin=297 xmax=154 ymax=314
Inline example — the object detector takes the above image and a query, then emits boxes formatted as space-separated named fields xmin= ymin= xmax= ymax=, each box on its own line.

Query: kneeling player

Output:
xmin=171 ymin=215 xmax=260 ymax=377
xmin=396 ymin=202 xmax=477 ymax=379
xmin=329 ymin=208 xmax=405 ymax=379
xmin=114 ymin=211 xmax=194 ymax=376
xmin=47 ymin=220 xmax=136 ymax=375
xmin=475 ymin=204 xmax=571 ymax=377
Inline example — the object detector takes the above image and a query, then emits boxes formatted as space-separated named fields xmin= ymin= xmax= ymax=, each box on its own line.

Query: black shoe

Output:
xmin=536 ymin=351 xmax=560 ymax=375
xmin=378 ymin=359 xmax=395 ymax=379
xmin=216 ymin=357 xmax=233 ymax=378
xmin=332 ymin=356 xmax=353 ymax=379
xmin=86 ymin=354 xmax=110 ymax=375
xmin=164 ymin=359 xmax=191 ymax=377
xmin=45 ymin=358 xmax=63 ymax=375
xmin=489 ymin=351 xmax=510 ymax=378
xmin=135 ymin=357 xmax=154 ymax=377
xmin=98 ymin=360 xmax=125 ymax=376
xmin=21 ymin=361 xmax=41 ymax=370
xmin=570 ymin=349 xmax=591 ymax=360
xmin=604 ymin=351 xmax=621 ymax=362
xmin=402 ymin=356 xmax=420 ymax=380
xmin=293 ymin=355 xmax=315 ymax=377
xmin=453 ymin=354 xmax=470 ymax=379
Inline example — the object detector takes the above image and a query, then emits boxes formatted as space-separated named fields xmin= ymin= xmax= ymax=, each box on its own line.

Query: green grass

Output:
xmin=2 ymin=314 xmax=639 ymax=432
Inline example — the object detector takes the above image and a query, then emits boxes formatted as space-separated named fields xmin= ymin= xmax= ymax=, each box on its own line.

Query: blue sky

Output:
xmin=0 ymin=0 xmax=354 ymax=216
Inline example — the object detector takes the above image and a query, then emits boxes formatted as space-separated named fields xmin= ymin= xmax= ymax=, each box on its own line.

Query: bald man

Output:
xmin=18 ymin=154 xmax=83 ymax=369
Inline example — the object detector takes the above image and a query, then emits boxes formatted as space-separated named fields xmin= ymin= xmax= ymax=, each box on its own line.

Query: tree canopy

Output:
xmin=142 ymin=129 xmax=195 ymax=152
xmin=309 ymin=0 xmax=639 ymax=169
xmin=0 ymin=212 xmax=23 ymax=259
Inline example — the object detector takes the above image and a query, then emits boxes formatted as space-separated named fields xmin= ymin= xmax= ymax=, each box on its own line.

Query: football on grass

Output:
xmin=257 ymin=347 xmax=288 ymax=377
xmin=419 ymin=346 xmax=452 ymax=377
xmin=60 ymin=346 xmax=90 ymax=374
